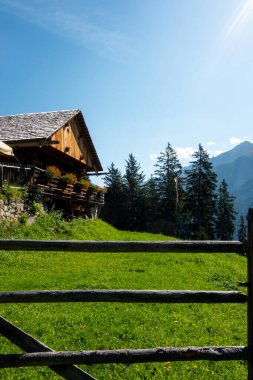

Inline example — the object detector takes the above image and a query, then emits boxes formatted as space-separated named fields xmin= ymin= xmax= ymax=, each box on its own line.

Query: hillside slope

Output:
xmin=211 ymin=141 xmax=253 ymax=216
xmin=0 ymin=212 xmax=176 ymax=241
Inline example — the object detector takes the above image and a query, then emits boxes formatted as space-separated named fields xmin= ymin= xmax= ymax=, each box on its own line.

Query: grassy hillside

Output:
xmin=0 ymin=212 xmax=174 ymax=241
xmin=0 ymin=213 xmax=247 ymax=379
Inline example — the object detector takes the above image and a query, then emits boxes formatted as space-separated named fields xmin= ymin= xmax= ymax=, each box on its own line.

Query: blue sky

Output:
xmin=1 ymin=0 xmax=253 ymax=182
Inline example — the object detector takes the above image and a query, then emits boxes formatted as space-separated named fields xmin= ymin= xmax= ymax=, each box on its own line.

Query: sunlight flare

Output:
xmin=225 ymin=0 xmax=253 ymax=39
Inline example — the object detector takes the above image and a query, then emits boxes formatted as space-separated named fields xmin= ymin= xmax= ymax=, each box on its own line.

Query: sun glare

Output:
xmin=225 ymin=0 xmax=253 ymax=39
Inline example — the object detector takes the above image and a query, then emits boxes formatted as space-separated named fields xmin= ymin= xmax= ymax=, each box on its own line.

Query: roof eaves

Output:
xmin=75 ymin=111 xmax=103 ymax=172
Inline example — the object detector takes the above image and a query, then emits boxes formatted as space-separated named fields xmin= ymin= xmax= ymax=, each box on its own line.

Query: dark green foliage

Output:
xmin=215 ymin=180 xmax=236 ymax=240
xmin=143 ymin=176 xmax=160 ymax=232
xmin=123 ymin=154 xmax=146 ymax=230
xmin=154 ymin=143 xmax=183 ymax=235
xmin=238 ymin=214 xmax=247 ymax=243
xmin=184 ymin=144 xmax=217 ymax=239
xmin=100 ymin=163 xmax=126 ymax=229
xmin=101 ymin=143 xmax=239 ymax=240
xmin=24 ymin=185 xmax=43 ymax=214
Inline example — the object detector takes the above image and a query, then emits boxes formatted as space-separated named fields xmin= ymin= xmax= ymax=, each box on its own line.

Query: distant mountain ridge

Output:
xmin=211 ymin=141 xmax=253 ymax=167
xmin=211 ymin=141 xmax=253 ymax=217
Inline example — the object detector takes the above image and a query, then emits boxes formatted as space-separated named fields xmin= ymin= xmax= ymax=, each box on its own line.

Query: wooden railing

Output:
xmin=0 ymin=163 xmax=35 ymax=186
xmin=0 ymin=210 xmax=252 ymax=379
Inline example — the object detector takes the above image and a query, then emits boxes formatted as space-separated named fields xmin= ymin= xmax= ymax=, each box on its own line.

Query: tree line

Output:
xmin=101 ymin=143 xmax=239 ymax=240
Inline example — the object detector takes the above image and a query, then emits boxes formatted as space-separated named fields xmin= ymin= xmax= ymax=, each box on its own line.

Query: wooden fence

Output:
xmin=0 ymin=209 xmax=253 ymax=379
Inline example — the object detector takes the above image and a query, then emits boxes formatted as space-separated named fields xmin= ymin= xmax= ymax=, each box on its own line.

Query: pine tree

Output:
xmin=238 ymin=214 xmax=247 ymax=243
xmin=144 ymin=175 xmax=160 ymax=232
xmin=154 ymin=142 xmax=183 ymax=235
xmin=184 ymin=144 xmax=217 ymax=239
xmin=215 ymin=179 xmax=236 ymax=240
xmin=123 ymin=154 xmax=145 ymax=231
xmin=101 ymin=163 xmax=126 ymax=228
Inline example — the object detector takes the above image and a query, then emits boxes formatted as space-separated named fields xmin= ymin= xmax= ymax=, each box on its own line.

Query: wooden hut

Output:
xmin=0 ymin=109 xmax=103 ymax=174
xmin=0 ymin=110 xmax=104 ymax=219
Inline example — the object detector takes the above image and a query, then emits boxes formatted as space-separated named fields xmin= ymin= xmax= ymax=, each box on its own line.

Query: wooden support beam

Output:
xmin=0 ymin=346 xmax=248 ymax=368
xmin=7 ymin=139 xmax=59 ymax=148
xmin=0 ymin=240 xmax=244 ymax=253
xmin=0 ymin=289 xmax=247 ymax=304
xmin=0 ymin=317 xmax=96 ymax=379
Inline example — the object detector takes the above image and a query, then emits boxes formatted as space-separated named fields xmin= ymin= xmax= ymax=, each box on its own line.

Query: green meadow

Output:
xmin=0 ymin=214 xmax=248 ymax=379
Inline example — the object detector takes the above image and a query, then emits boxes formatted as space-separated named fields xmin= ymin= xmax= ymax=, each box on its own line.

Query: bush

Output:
xmin=0 ymin=182 xmax=25 ymax=202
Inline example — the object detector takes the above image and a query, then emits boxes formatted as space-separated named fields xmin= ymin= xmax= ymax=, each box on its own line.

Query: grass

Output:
xmin=0 ymin=213 xmax=248 ymax=379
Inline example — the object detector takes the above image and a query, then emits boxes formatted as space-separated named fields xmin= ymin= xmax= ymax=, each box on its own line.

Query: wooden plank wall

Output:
xmin=49 ymin=119 xmax=93 ymax=170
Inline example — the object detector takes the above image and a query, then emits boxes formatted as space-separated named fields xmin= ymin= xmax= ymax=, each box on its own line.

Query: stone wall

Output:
xmin=0 ymin=199 xmax=25 ymax=220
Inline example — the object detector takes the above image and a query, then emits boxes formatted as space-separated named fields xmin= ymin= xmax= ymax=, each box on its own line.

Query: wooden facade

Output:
xmin=0 ymin=110 xmax=103 ymax=174
xmin=50 ymin=119 xmax=94 ymax=170
xmin=0 ymin=110 xmax=104 ymax=218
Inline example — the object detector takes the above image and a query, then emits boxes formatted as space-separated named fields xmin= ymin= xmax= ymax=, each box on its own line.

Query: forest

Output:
xmin=101 ymin=143 xmax=246 ymax=241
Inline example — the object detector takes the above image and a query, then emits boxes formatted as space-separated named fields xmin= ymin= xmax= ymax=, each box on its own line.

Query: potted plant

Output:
xmin=58 ymin=173 xmax=77 ymax=189
xmin=74 ymin=178 xmax=89 ymax=193
xmin=45 ymin=166 xmax=61 ymax=178
xmin=43 ymin=166 xmax=61 ymax=184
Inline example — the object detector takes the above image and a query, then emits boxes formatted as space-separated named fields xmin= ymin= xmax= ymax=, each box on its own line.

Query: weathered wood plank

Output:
xmin=0 ymin=346 xmax=248 ymax=368
xmin=0 ymin=240 xmax=244 ymax=253
xmin=0 ymin=289 xmax=247 ymax=304
xmin=0 ymin=317 xmax=96 ymax=379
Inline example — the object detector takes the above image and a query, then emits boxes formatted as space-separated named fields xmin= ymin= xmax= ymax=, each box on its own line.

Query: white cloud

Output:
xmin=229 ymin=136 xmax=244 ymax=145
xmin=206 ymin=141 xmax=216 ymax=146
xmin=149 ymin=154 xmax=159 ymax=161
xmin=175 ymin=147 xmax=195 ymax=160
xmin=213 ymin=150 xmax=224 ymax=157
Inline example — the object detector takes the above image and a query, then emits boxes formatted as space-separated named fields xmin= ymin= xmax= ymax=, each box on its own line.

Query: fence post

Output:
xmin=248 ymin=208 xmax=253 ymax=379
xmin=0 ymin=165 xmax=3 ymax=187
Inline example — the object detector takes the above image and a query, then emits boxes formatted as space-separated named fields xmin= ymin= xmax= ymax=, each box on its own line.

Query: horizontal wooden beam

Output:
xmin=0 ymin=317 xmax=96 ymax=379
xmin=0 ymin=240 xmax=244 ymax=253
xmin=87 ymin=172 xmax=109 ymax=176
xmin=6 ymin=139 xmax=59 ymax=148
xmin=0 ymin=346 xmax=248 ymax=368
xmin=0 ymin=289 xmax=247 ymax=304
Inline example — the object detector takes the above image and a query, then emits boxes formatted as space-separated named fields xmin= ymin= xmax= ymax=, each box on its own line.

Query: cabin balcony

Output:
xmin=0 ymin=163 xmax=105 ymax=219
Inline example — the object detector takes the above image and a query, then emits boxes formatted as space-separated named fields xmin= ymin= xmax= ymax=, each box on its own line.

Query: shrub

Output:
xmin=0 ymin=182 xmax=25 ymax=202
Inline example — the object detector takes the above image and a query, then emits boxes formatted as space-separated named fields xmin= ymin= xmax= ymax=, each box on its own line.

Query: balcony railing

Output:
xmin=0 ymin=162 xmax=35 ymax=187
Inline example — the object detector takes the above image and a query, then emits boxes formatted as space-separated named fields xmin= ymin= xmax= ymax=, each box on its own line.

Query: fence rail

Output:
xmin=0 ymin=210 xmax=252 ymax=379
xmin=0 ymin=289 xmax=247 ymax=304
xmin=0 ymin=346 xmax=249 ymax=368
xmin=0 ymin=239 xmax=245 ymax=253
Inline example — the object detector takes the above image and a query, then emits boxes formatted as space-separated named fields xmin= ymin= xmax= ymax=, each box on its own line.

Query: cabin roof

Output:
xmin=0 ymin=109 xmax=102 ymax=171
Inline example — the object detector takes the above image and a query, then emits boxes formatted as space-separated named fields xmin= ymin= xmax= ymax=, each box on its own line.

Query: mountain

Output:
xmin=211 ymin=141 xmax=253 ymax=167
xmin=211 ymin=141 xmax=253 ymax=218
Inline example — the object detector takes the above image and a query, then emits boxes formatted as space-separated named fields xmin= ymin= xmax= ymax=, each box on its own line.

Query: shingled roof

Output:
xmin=0 ymin=110 xmax=81 ymax=140
xmin=0 ymin=109 xmax=102 ymax=171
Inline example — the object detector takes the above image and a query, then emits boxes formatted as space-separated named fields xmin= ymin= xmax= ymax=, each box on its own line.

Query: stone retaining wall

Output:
xmin=0 ymin=199 xmax=25 ymax=220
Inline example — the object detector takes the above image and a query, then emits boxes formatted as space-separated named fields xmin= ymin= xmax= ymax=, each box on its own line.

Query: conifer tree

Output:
xmin=154 ymin=142 xmax=183 ymax=235
xmin=101 ymin=163 xmax=126 ymax=228
xmin=215 ymin=179 xmax=236 ymax=240
xmin=144 ymin=175 xmax=160 ymax=232
xmin=238 ymin=214 xmax=247 ymax=243
xmin=184 ymin=144 xmax=217 ymax=239
xmin=123 ymin=154 xmax=146 ymax=230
